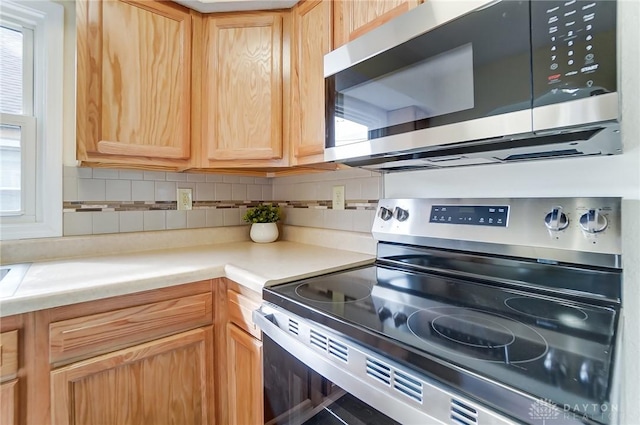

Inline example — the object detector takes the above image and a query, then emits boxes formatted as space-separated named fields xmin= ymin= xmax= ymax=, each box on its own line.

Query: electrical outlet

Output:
xmin=332 ymin=185 xmax=345 ymax=210
xmin=177 ymin=188 xmax=193 ymax=210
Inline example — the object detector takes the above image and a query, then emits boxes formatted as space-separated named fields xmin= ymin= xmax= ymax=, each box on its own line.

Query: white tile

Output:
xmin=63 ymin=212 xmax=93 ymax=236
xmin=166 ymin=210 xmax=187 ymax=229
xmin=247 ymin=184 xmax=262 ymax=200
xmin=119 ymin=170 xmax=144 ymax=180
xmin=316 ymin=181 xmax=333 ymax=201
xmin=223 ymin=175 xmax=254 ymax=184
xmin=187 ymin=173 xmax=206 ymax=182
xmin=215 ymin=183 xmax=232 ymax=200
xmin=63 ymin=166 xmax=79 ymax=178
xmin=254 ymin=177 xmax=271 ymax=185
xmin=345 ymin=180 xmax=362 ymax=200
xmin=359 ymin=177 xmax=382 ymax=200
xmin=119 ymin=211 xmax=144 ymax=233
xmin=106 ymin=180 xmax=132 ymax=201
xmin=231 ymin=184 xmax=247 ymax=201
xmin=262 ymin=185 xmax=273 ymax=201
xmin=92 ymin=169 xmax=119 ymax=179
xmin=196 ymin=182 xmax=215 ymax=201
xmin=273 ymin=183 xmax=294 ymax=200
xmin=283 ymin=208 xmax=325 ymax=228
xmin=143 ymin=171 xmax=166 ymax=181
xmin=77 ymin=167 xmax=93 ymax=179
xmin=352 ymin=209 xmax=376 ymax=232
xmin=206 ymin=209 xmax=224 ymax=227
xmin=293 ymin=183 xmax=318 ymax=201
xmin=92 ymin=212 xmax=119 ymax=234
xmin=166 ymin=172 xmax=188 ymax=182
xmin=206 ymin=174 xmax=224 ymax=183
xmin=187 ymin=210 xmax=206 ymax=228
xmin=143 ymin=211 xmax=166 ymax=231
xmin=155 ymin=181 xmax=177 ymax=201
xmin=63 ymin=177 xmax=78 ymax=201
xmin=132 ymin=181 xmax=155 ymax=201
xmin=324 ymin=209 xmax=354 ymax=231
xmin=77 ymin=179 xmax=106 ymax=201
xmin=223 ymin=208 xmax=244 ymax=226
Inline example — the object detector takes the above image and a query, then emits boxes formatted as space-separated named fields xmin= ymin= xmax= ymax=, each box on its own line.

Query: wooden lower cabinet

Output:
xmin=0 ymin=380 xmax=18 ymax=425
xmin=51 ymin=327 xmax=214 ymax=425
xmin=226 ymin=323 xmax=263 ymax=425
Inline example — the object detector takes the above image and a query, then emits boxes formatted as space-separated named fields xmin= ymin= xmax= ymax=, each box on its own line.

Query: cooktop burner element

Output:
xmin=407 ymin=306 xmax=548 ymax=363
xmin=294 ymin=280 xmax=372 ymax=303
xmin=504 ymin=297 xmax=588 ymax=322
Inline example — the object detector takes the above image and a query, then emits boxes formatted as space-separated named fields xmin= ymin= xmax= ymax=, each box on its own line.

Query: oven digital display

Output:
xmin=429 ymin=205 xmax=509 ymax=227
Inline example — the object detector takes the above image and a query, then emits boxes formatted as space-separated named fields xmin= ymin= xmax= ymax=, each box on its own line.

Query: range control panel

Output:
xmin=373 ymin=198 xmax=622 ymax=268
xmin=429 ymin=205 xmax=509 ymax=227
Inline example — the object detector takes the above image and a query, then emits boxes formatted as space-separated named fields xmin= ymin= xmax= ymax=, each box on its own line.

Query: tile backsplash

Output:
xmin=62 ymin=166 xmax=381 ymax=236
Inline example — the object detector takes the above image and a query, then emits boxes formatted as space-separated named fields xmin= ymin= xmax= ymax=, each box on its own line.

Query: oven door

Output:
xmin=324 ymin=0 xmax=533 ymax=163
xmin=255 ymin=308 xmax=435 ymax=425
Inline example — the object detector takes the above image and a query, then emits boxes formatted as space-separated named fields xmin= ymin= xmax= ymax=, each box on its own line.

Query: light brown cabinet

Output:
xmin=0 ymin=330 xmax=19 ymax=425
xmin=290 ymin=0 xmax=333 ymax=166
xmin=76 ymin=0 xmax=195 ymax=170
xmin=333 ymin=0 xmax=422 ymax=48
xmin=226 ymin=323 xmax=263 ymax=425
xmin=50 ymin=328 xmax=213 ymax=425
xmin=199 ymin=12 xmax=290 ymax=168
xmin=214 ymin=278 xmax=264 ymax=425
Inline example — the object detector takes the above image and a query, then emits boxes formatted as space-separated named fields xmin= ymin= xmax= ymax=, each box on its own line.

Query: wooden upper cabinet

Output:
xmin=333 ymin=0 xmax=422 ymax=48
xmin=76 ymin=0 xmax=194 ymax=169
xmin=290 ymin=0 xmax=332 ymax=166
xmin=200 ymin=12 xmax=290 ymax=168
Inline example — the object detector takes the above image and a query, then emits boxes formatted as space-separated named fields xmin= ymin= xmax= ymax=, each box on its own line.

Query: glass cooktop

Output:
xmin=263 ymin=264 xmax=620 ymax=423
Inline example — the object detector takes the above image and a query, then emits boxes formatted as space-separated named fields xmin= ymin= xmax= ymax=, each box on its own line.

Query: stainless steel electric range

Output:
xmin=254 ymin=198 xmax=622 ymax=425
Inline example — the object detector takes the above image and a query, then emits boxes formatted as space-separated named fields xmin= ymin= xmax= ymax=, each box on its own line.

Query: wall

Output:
xmin=385 ymin=0 xmax=639 ymax=422
xmin=61 ymin=166 xmax=380 ymax=236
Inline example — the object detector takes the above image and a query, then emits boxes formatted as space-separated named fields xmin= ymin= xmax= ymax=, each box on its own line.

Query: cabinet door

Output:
xmin=290 ymin=0 xmax=333 ymax=166
xmin=201 ymin=12 xmax=288 ymax=167
xmin=227 ymin=323 xmax=263 ymax=425
xmin=333 ymin=0 xmax=421 ymax=48
xmin=0 ymin=380 xmax=18 ymax=425
xmin=76 ymin=0 xmax=193 ymax=169
xmin=50 ymin=328 xmax=214 ymax=425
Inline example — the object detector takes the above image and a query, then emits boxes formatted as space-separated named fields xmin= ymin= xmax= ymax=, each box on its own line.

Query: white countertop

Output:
xmin=0 ymin=241 xmax=375 ymax=317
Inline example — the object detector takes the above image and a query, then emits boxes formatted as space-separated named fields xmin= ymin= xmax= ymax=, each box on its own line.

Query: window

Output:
xmin=0 ymin=0 xmax=63 ymax=240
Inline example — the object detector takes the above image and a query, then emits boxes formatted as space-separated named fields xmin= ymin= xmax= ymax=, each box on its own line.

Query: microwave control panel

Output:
xmin=531 ymin=0 xmax=617 ymax=107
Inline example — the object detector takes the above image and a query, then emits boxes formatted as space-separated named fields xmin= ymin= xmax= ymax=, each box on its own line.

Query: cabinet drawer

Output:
xmin=227 ymin=289 xmax=261 ymax=340
xmin=0 ymin=331 xmax=18 ymax=382
xmin=50 ymin=292 xmax=213 ymax=365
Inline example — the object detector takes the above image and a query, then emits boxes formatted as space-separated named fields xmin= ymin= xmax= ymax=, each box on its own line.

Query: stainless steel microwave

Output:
xmin=324 ymin=0 xmax=621 ymax=171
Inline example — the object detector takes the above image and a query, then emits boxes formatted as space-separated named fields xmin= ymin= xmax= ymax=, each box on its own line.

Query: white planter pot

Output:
xmin=250 ymin=222 xmax=279 ymax=243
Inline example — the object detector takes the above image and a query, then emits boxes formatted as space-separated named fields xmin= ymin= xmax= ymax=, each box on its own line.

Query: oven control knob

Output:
xmin=393 ymin=207 xmax=410 ymax=222
xmin=392 ymin=312 xmax=408 ymax=327
xmin=377 ymin=306 xmax=392 ymax=321
xmin=544 ymin=206 xmax=569 ymax=231
xmin=579 ymin=209 xmax=608 ymax=233
xmin=378 ymin=207 xmax=393 ymax=221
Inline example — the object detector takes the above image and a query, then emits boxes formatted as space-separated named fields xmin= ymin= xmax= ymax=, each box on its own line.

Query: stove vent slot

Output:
xmin=288 ymin=319 xmax=299 ymax=336
xmin=309 ymin=329 xmax=349 ymax=362
xmin=366 ymin=357 xmax=392 ymax=385
xmin=328 ymin=339 xmax=348 ymax=363
xmin=393 ymin=370 xmax=423 ymax=403
xmin=450 ymin=398 xmax=478 ymax=425
xmin=310 ymin=329 xmax=328 ymax=351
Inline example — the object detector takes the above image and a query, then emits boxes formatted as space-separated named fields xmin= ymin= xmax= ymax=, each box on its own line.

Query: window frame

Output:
xmin=0 ymin=0 xmax=63 ymax=240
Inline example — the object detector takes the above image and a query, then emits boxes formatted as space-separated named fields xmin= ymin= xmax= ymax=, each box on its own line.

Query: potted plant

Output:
xmin=243 ymin=203 xmax=281 ymax=243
